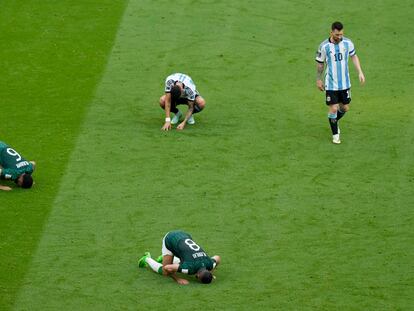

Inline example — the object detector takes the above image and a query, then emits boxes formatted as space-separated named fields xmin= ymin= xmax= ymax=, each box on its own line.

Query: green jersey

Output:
xmin=0 ymin=141 xmax=33 ymax=180
xmin=165 ymin=230 xmax=216 ymax=275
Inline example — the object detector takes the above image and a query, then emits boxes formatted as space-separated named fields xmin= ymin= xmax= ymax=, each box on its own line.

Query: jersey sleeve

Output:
xmin=165 ymin=78 xmax=175 ymax=93
xmin=211 ymin=258 xmax=217 ymax=269
xmin=0 ymin=168 xmax=19 ymax=180
xmin=315 ymin=43 xmax=326 ymax=63
xmin=177 ymin=262 xmax=190 ymax=274
xmin=348 ymin=40 xmax=356 ymax=56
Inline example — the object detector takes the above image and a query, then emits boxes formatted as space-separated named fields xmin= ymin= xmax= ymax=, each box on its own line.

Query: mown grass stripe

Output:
xmin=0 ymin=1 xmax=127 ymax=309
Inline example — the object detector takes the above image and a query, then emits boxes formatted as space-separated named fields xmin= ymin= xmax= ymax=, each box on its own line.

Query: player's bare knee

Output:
xmin=159 ymin=95 xmax=166 ymax=108
xmin=329 ymin=105 xmax=338 ymax=114
xmin=162 ymin=255 xmax=174 ymax=266
xmin=196 ymin=97 xmax=206 ymax=109
xmin=161 ymin=267 xmax=170 ymax=276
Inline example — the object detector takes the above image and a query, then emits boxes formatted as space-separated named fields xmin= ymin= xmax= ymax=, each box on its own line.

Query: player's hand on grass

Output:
xmin=175 ymin=278 xmax=189 ymax=285
xmin=0 ymin=185 xmax=12 ymax=191
xmin=176 ymin=122 xmax=186 ymax=131
xmin=316 ymin=79 xmax=325 ymax=91
xmin=161 ymin=121 xmax=171 ymax=131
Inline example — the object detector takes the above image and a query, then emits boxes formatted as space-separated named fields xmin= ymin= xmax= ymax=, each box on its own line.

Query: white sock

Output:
xmin=146 ymin=257 xmax=162 ymax=273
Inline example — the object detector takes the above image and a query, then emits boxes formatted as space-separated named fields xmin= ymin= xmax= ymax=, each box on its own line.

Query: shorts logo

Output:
xmin=326 ymin=96 xmax=331 ymax=102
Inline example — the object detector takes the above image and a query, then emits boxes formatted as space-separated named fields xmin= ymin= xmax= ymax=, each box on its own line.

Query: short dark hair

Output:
xmin=331 ymin=21 xmax=343 ymax=31
xmin=198 ymin=268 xmax=213 ymax=284
xmin=21 ymin=174 xmax=33 ymax=189
xmin=170 ymin=85 xmax=181 ymax=101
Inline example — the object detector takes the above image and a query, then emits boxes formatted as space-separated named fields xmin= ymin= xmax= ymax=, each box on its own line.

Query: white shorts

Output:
xmin=161 ymin=232 xmax=173 ymax=256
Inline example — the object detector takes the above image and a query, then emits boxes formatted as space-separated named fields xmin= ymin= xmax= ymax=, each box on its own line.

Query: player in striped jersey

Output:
xmin=159 ymin=73 xmax=206 ymax=131
xmin=316 ymin=21 xmax=365 ymax=144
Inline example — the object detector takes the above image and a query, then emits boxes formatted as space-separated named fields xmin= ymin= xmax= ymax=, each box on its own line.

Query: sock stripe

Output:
xmin=328 ymin=112 xmax=337 ymax=119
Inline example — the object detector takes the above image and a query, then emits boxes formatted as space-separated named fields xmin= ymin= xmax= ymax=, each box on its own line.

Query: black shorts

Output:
xmin=326 ymin=89 xmax=351 ymax=105
xmin=172 ymin=94 xmax=199 ymax=106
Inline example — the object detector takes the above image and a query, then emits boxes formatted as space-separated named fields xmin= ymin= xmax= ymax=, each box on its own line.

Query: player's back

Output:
xmin=165 ymin=230 xmax=214 ymax=275
xmin=166 ymin=73 xmax=195 ymax=89
xmin=165 ymin=230 xmax=207 ymax=261
xmin=165 ymin=230 xmax=192 ymax=253
xmin=0 ymin=141 xmax=8 ymax=151
xmin=0 ymin=142 xmax=33 ymax=179
xmin=0 ymin=141 xmax=11 ymax=166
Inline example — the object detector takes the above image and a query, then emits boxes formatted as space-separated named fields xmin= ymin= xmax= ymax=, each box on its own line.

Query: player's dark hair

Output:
xmin=21 ymin=174 xmax=33 ymax=189
xmin=197 ymin=268 xmax=213 ymax=284
xmin=171 ymin=85 xmax=181 ymax=102
xmin=331 ymin=21 xmax=343 ymax=31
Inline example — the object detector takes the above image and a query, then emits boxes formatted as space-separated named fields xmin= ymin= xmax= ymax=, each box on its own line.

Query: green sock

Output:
xmin=146 ymin=257 xmax=162 ymax=273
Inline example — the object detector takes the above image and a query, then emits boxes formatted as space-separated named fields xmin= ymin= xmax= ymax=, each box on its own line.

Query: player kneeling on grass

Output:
xmin=0 ymin=141 xmax=35 ymax=191
xmin=138 ymin=230 xmax=220 ymax=285
xmin=159 ymin=73 xmax=206 ymax=131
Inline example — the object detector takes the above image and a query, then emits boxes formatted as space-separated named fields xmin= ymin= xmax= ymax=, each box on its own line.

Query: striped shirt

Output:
xmin=164 ymin=73 xmax=199 ymax=101
xmin=316 ymin=37 xmax=356 ymax=91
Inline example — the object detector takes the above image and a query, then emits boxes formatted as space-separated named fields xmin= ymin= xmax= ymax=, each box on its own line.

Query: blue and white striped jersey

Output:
xmin=316 ymin=37 xmax=356 ymax=91
xmin=165 ymin=73 xmax=199 ymax=101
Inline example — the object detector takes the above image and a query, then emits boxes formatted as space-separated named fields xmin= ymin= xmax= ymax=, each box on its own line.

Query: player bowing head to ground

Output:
xmin=315 ymin=21 xmax=365 ymax=144
xmin=138 ymin=230 xmax=220 ymax=285
xmin=0 ymin=141 xmax=35 ymax=191
xmin=159 ymin=73 xmax=206 ymax=131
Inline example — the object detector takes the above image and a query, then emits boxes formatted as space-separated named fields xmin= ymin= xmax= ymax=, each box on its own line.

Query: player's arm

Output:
xmin=0 ymin=167 xmax=17 ymax=180
xmin=315 ymin=46 xmax=326 ymax=91
xmin=0 ymin=169 xmax=12 ymax=191
xmin=162 ymin=263 xmax=189 ymax=285
xmin=162 ymin=263 xmax=179 ymax=275
xmin=351 ymin=54 xmax=365 ymax=85
xmin=316 ymin=61 xmax=325 ymax=91
xmin=0 ymin=184 xmax=12 ymax=191
xmin=176 ymin=101 xmax=194 ymax=131
xmin=161 ymin=93 xmax=172 ymax=131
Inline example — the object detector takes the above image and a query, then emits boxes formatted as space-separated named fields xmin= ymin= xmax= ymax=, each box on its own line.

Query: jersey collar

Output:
xmin=329 ymin=37 xmax=343 ymax=44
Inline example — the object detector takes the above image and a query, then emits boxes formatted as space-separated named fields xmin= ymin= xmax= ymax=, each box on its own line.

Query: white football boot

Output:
xmin=187 ymin=115 xmax=195 ymax=125
xmin=332 ymin=134 xmax=341 ymax=144
xmin=171 ymin=111 xmax=182 ymax=125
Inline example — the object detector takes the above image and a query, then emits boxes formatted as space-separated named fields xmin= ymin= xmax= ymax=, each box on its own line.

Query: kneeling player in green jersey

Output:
xmin=138 ymin=230 xmax=221 ymax=285
xmin=0 ymin=141 xmax=35 ymax=191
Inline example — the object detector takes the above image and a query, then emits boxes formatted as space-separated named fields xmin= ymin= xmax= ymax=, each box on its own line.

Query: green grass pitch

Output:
xmin=1 ymin=0 xmax=413 ymax=310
